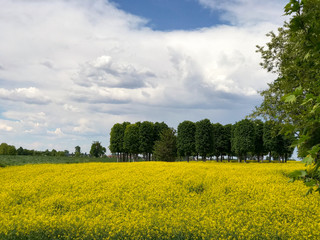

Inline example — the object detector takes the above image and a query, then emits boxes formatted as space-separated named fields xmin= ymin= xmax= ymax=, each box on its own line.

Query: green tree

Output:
xmin=75 ymin=146 xmax=81 ymax=157
xmin=109 ymin=122 xmax=130 ymax=162
xmin=212 ymin=123 xmax=227 ymax=161
xmin=153 ymin=122 xmax=169 ymax=141
xmin=0 ymin=143 xmax=9 ymax=155
xmin=232 ymin=119 xmax=255 ymax=162
xmin=177 ymin=120 xmax=196 ymax=162
xmin=153 ymin=128 xmax=177 ymax=162
xmin=139 ymin=121 xmax=154 ymax=161
xmin=223 ymin=124 xmax=233 ymax=161
xmin=90 ymin=141 xmax=106 ymax=158
xmin=253 ymin=120 xmax=265 ymax=162
xmin=124 ymin=123 xmax=140 ymax=161
xmin=273 ymin=131 xmax=295 ymax=162
xmin=51 ymin=149 xmax=57 ymax=156
xmin=253 ymin=0 xmax=320 ymax=191
xmin=263 ymin=121 xmax=277 ymax=162
xmin=17 ymin=147 xmax=24 ymax=155
xmin=0 ymin=143 xmax=16 ymax=155
xmin=195 ymin=119 xmax=213 ymax=161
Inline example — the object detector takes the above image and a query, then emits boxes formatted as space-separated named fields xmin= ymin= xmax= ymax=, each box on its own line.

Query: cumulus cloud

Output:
xmin=0 ymin=0 xmax=284 ymax=152
xmin=0 ymin=87 xmax=51 ymax=105
xmin=47 ymin=128 xmax=64 ymax=137
xmin=75 ymin=55 xmax=156 ymax=89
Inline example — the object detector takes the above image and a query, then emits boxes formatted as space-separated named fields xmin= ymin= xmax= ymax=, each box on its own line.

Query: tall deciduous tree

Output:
xmin=223 ymin=124 xmax=233 ymax=161
xmin=212 ymin=123 xmax=227 ymax=161
xmin=153 ymin=128 xmax=177 ymax=162
xmin=177 ymin=120 xmax=196 ymax=162
xmin=75 ymin=146 xmax=81 ymax=157
xmin=109 ymin=122 xmax=130 ymax=162
xmin=253 ymin=0 xmax=320 ymax=192
xmin=124 ymin=123 xmax=140 ymax=161
xmin=195 ymin=119 xmax=213 ymax=161
xmin=232 ymin=119 xmax=255 ymax=162
xmin=263 ymin=121 xmax=276 ymax=162
xmin=139 ymin=121 xmax=154 ymax=161
xmin=253 ymin=120 xmax=265 ymax=162
xmin=90 ymin=141 xmax=106 ymax=158
xmin=253 ymin=0 xmax=320 ymax=183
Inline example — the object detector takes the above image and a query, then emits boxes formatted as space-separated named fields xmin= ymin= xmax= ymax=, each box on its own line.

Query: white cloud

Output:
xmin=0 ymin=87 xmax=51 ymax=105
xmin=47 ymin=128 xmax=64 ymax=137
xmin=197 ymin=0 xmax=288 ymax=26
xmin=75 ymin=55 xmax=156 ymax=89
xmin=0 ymin=0 xmax=284 ymax=152
xmin=0 ymin=123 xmax=13 ymax=132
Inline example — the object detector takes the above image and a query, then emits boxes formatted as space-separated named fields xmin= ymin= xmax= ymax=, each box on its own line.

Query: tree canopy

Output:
xmin=253 ymin=0 xmax=320 ymax=192
xmin=153 ymin=128 xmax=177 ymax=162
xmin=90 ymin=141 xmax=106 ymax=158
xmin=195 ymin=119 xmax=213 ymax=160
xmin=177 ymin=121 xmax=196 ymax=162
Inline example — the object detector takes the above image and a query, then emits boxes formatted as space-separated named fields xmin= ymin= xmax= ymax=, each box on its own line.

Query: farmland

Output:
xmin=1 ymin=161 xmax=319 ymax=239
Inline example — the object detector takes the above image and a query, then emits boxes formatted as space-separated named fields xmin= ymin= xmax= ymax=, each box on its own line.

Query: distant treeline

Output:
xmin=0 ymin=143 xmax=71 ymax=157
xmin=109 ymin=119 xmax=295 ymax=162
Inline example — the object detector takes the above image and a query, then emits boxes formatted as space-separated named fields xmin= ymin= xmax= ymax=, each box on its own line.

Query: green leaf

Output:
xmin=289 ymin=170 xmax=307 ymax=178
xmin=302 ymin=155 xmax=314 ymax=165
xmin=294 ymin=86 xmax=303 ymax=95
xmin=309 ymin=145 xmax=320 ymax=156
xmin=304 ymin=52 xmax=311 ymax=60
xmin=285 ymin=94 xmax=296 ymax=103
xmin=305 ymin=179 xmax=317 ymax=187
xmin=311 ymin=103 xmax=320 ymax=114
xmin=301 ymin=98 xmax=313 ymax=106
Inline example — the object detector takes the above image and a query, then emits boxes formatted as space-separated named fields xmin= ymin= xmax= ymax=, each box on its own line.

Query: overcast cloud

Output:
xmin=0 ymin=0 xmax=287 ymax=153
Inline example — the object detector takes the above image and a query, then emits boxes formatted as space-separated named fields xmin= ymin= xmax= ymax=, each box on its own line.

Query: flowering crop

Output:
xmin=0 ymin=162 xmax=319 ymax=239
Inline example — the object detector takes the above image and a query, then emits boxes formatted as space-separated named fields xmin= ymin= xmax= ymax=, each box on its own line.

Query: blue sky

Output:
xmin=0 ymin=0 xmax=289 ymax=154
xmin=112 ymin=0 xmax=225 ymax=30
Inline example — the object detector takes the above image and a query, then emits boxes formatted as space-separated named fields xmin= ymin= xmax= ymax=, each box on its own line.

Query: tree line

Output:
xmin=0 ymin=143 xmax=71 ymax=156
xmin=0 ymin=143 xmax=105 ymax=158
xmin=109 ymin=119 xmax=295 ymax=162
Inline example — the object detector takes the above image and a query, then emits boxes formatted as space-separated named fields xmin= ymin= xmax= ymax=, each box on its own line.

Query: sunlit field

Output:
xmin=1 ymin=162 xmax=319 ymax=239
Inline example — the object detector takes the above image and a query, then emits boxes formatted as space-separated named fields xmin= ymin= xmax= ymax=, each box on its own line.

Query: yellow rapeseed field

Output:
xmin=0 ymin=162 xmax=319 ymax=239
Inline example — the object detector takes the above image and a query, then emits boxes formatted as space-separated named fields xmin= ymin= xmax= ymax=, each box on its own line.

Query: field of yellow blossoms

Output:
xmin=0 ymin=161 xmax=320 ymax=239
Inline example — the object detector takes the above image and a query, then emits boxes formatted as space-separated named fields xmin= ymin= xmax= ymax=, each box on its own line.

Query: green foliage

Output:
xmin=75 ymin=146 xmax=81 ymax=157
xmin=254 ymin=0 xmax=320 ymax=192
xmin=109 ymin=122 xmax=130 ymax=154
xmin=177 ymin=121 xmax=196 ymax=160
xmin=153 ymin=128 xmax=177 ymax=162
xmin=223 ymin=124 xmax=233 ymax=159
xmin=0 ymin=143 xmax=16 ymax=155
xmin=139 ymin=121 xmax=154 ymax=157
xmin=232 ymin=119 xmax=255 ymax=161
xmin=212 ymin=123 xmax=228 ymax=160
xmin=90 ymin=141 xmax=106 ymax=158
xmin=253 ymin=120 xmax=265 ymax=161
xmin=153 ymin=122 xmax=169 ymax=143
xmin=123 ymin=123 xmax=140 ymax=155
xmin=195 ymin=119 xmax=213 ymax=160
